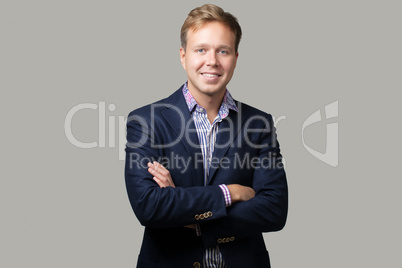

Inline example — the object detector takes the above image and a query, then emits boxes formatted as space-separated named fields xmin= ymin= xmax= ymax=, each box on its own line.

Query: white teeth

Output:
xmin=203 ymin=73 xmax=219 ymax=77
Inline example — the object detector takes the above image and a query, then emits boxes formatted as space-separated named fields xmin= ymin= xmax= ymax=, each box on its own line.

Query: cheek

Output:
xmin=222 ymin=60 xmax=236 ymax=73
xmin=186 ymin=56 xmax=204 ymax=71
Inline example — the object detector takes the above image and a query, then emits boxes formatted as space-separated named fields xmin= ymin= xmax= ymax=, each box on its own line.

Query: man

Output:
xmin=125 ymin=4 xmax=288 ymax=267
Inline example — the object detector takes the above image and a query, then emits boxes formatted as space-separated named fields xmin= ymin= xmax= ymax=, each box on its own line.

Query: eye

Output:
xmin=219 ymin=50 xmax=228 ymax=55
xmin=197 ymin=49 xmax=205 ymax=53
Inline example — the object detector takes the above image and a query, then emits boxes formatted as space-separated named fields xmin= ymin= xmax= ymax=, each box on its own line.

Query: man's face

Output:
xmin=180 ymin=21 xmax=238 ymax=101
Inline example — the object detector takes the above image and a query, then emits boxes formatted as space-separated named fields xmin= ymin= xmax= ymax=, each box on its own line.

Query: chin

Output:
xmin=201 ymin=89 xmax=223 ymax=97
xmin=201 ymin=85 xmax=225 ymax=94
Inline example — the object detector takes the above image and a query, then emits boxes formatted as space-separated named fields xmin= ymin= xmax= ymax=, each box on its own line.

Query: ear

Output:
xmin=234 ymin=52 xmax=239 ymax=68
xmin=179 ymin=47 xmax=186 ymax=70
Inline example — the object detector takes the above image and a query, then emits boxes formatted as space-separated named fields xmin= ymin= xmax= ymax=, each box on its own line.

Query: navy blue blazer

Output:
xmin=125 ymin=86 xmax=288 ymax=267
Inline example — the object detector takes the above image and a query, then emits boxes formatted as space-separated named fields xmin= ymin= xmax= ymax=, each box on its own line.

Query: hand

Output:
xmin=147 ymin=161 xmax=176 ymax=188
xmin=227 ymin=184 xmax=255 ymax=203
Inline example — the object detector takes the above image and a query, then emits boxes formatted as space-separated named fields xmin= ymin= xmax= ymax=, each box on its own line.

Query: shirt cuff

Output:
xmin=219 ymin=184 xmax=232 ymax=207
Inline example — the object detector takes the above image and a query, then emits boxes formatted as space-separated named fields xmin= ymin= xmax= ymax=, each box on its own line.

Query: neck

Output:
xmin=188 ymin=88 xmax=225 ymax=124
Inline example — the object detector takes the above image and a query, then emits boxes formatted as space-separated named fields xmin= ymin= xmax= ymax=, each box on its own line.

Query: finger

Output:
xmin=154 ymin=161 xmax=170 ymax=172
xmin=149 ymin=161 xmax=175 ymax=188
xmin=148 ymin=166 xmax=169 ymax=185
xmin=148 ymin=161 xmax=163 ymax=170
xmin=148 ymin=167 xmax=156 ymax=176
xmin=153 ymin=161 xmax=161 ymax=172
xmin=147 ymin=162 xmax=157 ymax=176
xmin=152 ymin=162 xmax=169 ymax=178
xmin=147 ymin=162 xmax=163 ymax=176
xmin=153 ymin=176 xmax=166 ymax=188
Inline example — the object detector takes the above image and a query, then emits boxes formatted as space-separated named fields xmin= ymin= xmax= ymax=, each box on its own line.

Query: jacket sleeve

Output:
xmin=199 ymin=114 xmax=288 ymax=248
xmin=125 ymin=111 xmax=228 ymax=228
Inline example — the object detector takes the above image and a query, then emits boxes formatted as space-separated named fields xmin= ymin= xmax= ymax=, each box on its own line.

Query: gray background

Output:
xmin=1 ymin=0 xmax=401 ymax=267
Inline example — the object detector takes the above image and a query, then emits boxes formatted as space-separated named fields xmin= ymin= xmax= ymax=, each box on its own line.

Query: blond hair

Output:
xmin=180 ymin=4 xmax=242 ymax=52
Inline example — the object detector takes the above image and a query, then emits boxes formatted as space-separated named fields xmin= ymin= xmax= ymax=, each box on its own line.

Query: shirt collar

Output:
xmin=182 ymin=82 xmax=238 ymax=118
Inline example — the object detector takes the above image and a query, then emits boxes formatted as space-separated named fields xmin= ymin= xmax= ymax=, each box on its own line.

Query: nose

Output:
xmin=206 ymin=52 xmax=218 ymax=66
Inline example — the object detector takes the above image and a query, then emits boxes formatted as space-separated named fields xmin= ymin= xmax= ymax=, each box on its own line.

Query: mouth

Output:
xmin=201 ymin=72 xmax=221 ymax=78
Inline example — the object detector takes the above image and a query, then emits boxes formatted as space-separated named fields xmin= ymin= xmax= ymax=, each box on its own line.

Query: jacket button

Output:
xmin=199 ymin=214 xmax=205 ymax=220
xmin=193 ymin=261 xmax=201 ymax=268
xmin=217 ymin=238 xmax=223 ymax=243
xmin=194 ymin=214 xmax=200 ymax=220
xmin=230 ymin=236 xmax=235 ymax=242
xmin=203 ymin=212 xmax=209 ymax=218
xmin=207 ymin=211 xmax=213 ymax=217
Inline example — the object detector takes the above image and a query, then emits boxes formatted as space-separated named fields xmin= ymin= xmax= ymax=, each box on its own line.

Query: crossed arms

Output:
xmin=148 ymin=161 xmax=256 ymax=204
xmin=124 ymin=108 xmax=288 ymax=247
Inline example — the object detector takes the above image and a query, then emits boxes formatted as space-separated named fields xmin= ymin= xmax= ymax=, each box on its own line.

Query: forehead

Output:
xmin=187 ymin=21 xmax=236 ymax=47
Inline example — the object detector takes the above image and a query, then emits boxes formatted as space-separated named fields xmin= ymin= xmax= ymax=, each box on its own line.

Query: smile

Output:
xmin=201 ymin=73 xmax=221 ymax=78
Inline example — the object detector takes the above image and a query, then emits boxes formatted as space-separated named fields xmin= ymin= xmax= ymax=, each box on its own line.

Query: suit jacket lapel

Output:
xmin=160 ymin=88 xmax=204 ymax=186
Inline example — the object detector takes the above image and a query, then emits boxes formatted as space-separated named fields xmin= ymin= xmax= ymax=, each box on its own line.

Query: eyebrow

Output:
xmin=191 ymin=43 xmax=234 ymax=51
